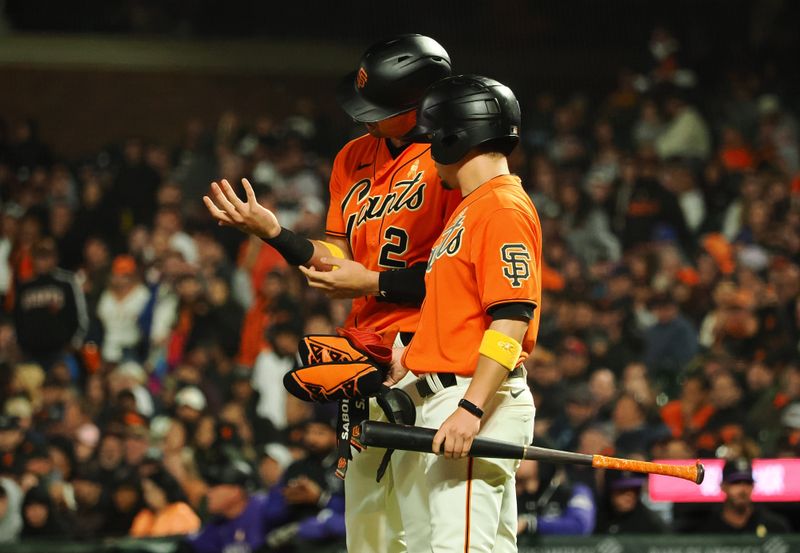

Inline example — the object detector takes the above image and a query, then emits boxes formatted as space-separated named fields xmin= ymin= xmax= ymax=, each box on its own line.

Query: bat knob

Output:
xmin=695 ymin=461 xmax=705 ymax=485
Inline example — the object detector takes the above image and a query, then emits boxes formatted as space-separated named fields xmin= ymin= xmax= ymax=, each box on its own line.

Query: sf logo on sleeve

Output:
xmin=500 ymin=244 xmax=531 ymax=287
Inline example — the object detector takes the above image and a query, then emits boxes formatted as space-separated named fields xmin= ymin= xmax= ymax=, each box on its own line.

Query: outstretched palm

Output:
xmin=203 ymin=178 xmax=280 ymax=239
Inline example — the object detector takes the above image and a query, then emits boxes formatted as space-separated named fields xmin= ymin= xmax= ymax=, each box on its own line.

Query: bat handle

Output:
xmin=591 ymin=455 xmax=705 ymax=485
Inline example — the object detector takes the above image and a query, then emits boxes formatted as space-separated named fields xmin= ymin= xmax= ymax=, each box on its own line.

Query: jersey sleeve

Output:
xmin=470 ymin=207 xmax=540 ymax=313
xmin=325 ymin=152 xmax=348 ymax=237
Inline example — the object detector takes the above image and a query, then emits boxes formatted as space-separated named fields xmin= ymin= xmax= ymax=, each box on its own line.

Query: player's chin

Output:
xmin=364 ymin=123 xmax=386 ymax=138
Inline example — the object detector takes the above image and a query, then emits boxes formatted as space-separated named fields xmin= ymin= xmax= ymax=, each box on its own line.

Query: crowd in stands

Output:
xmin=0 ymin=28 xmax=799 ymax=549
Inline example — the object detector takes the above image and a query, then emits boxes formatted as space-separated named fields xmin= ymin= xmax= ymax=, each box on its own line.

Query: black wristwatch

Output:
xmin=458 ymin=398 xmax=484 ymax=419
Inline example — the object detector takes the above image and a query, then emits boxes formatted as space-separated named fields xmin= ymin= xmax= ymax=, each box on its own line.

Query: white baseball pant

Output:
xmin=418 ymin=375 xmax=534 ymax=553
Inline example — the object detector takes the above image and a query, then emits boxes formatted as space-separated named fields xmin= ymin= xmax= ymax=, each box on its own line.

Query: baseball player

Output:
xmin=387 ymin=75 xmax=540 ymax=552
xmin=204 ymin=35 xmax=460 ymax=553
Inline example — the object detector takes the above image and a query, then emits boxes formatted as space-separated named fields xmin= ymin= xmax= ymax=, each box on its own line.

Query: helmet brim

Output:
xmin=402 ymin=123 xmax=433 ymax=144
xmin=336 ymin=72 xmax=409 ymax=124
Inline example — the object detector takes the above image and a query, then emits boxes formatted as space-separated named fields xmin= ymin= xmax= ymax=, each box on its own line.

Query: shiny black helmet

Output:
xmin=336 ymin=34 xmax=451 ymax=124
xmin=406 ymin=75 xmax=521 ymax=164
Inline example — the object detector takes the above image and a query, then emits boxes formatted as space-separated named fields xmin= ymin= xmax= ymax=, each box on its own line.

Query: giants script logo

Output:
xmin=501 ymin=244 xmax=531 ymax=287
xmin=341 ymin=171 xmax=427 ymax=236
xmin=356 ymin=67 xmax=368 ymax=89
xmin=427 ymin=209 xmax=466 ymax=272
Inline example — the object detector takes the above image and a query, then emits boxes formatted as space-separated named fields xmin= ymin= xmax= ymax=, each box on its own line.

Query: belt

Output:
xmin=415 ymin=366 xmax=525 ymax=398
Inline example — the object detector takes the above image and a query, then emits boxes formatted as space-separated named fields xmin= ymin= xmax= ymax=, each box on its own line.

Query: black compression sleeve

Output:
xmin=263 ymin=227 xmax=315 ymax=266
xmin=488 ymin=302 xmax=535 ymax=321
xmin=377 ymin=263 xmax=427 ymax=305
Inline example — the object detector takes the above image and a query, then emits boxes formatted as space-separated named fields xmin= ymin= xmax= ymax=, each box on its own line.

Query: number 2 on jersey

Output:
xmin=378 ymin=226 xmax=409 ymax=269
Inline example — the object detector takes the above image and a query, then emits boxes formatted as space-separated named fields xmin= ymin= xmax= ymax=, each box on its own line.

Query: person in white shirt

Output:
xmin=96 ymin=255 xmax=150 ymax=362
xmin=251 ymin=322 xmax=301 ymax=431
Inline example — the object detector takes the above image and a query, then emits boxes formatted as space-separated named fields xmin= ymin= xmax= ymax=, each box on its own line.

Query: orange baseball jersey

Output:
xmin=326 ymin=134 xmax=462 ymax=332
xmin=402 ymin=174 xmax=542 ymax=376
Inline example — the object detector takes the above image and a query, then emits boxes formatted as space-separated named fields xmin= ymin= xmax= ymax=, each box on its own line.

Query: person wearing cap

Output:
xmin=204 ymin=35 xmax=459 ymax=552
xmin=693 ymin=458 xmax=789 ymax=534
xmin=181 ymin=458 xmax=265 ymax=553
xmin=96 ymin=254 xmax=150 ymax=363
xmin=12 ymin=236 xmax=88 ymax=371
xmin=595 ymin=470 xmax=668 ymax=534
xmin=257 ymin=443 xmax=293 ymax=489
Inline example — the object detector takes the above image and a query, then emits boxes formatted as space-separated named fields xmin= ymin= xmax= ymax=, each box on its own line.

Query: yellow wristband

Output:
xmin=318 ymin=241 xmax=346 ymax=259
xmin=479 ymin=329 xmax=522 ymax=372
xmin=316 ymin=240 xmax=346 ymax=269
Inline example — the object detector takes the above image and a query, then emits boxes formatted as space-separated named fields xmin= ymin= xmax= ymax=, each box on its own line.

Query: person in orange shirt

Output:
xmin=204 ymin=35 xmax=461 ymax=553
xmin=660 ymin=373 xmax=715 ymax=440
xmin=130 ymin=470 xmax=200 ymax=538
xmin=387 ymin=75 xmax=540 ymax=553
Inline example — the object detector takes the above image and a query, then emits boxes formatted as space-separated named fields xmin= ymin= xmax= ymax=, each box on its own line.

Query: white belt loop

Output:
xmin=424 ymin=373 xmax=444 ymax=394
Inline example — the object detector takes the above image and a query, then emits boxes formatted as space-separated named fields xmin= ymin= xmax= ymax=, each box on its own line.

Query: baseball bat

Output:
xmin=353 ymin=421 xmax=704 ymax=484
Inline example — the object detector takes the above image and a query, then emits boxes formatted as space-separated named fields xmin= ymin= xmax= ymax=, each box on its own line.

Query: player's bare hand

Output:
xmin=383 ymin=346 xmax=409 ymax=386
xmin=299 ymin=258 xmax=380 ymax=298
xmin=203 ymin=178 xmax=281 ymax=239
xmin=433 ymin=408 xmax=481 ymax=459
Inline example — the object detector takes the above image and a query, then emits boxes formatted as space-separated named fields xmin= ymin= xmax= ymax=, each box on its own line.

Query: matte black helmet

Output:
xmin=336 ymin=34 xmax=451 ymax=124
xmin=406 ymin=75 xmax=521 ymax=164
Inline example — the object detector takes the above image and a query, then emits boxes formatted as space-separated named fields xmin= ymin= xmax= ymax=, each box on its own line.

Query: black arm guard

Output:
xmin=377 ymin=262 xmax=427 ymax=305
xmin=263 ymin=227 xmax=315 ymax=266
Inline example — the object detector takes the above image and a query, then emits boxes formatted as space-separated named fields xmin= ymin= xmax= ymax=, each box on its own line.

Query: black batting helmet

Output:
xmin=336 ymin=34 xmax=452 ymax=124
xmin=405 ymin=75 xmax=521 ymax=164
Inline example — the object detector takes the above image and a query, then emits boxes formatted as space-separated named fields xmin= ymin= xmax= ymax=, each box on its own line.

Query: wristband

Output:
xmin=458 ymin=398 xmax=484 ymax=419
xmin=316 ymin=240 xmax=346 ymax=269
xmin=263 ymin=227 xmax=314 ymax=266
xmin=377 ymin=263 xmax=426 ymax=304
xmin=479 ymin=329 xmax=522 ymax=372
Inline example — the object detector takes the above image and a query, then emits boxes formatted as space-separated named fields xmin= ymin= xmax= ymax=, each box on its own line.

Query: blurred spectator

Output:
xmin=608 ymin=158 xmax=692 ymax=252
xmin=13 ymin=237 xmax=87 ymax=371
xmin=595 ymin=470 xmax=668 ymax=534
xmin=181 ymin=459 xmax=264 ymax=553
xmin=112 ymin=137 xmax=161 ymax=228
xmin=660 ymin=374 xmax=715 ymax=444
xmin=588 ymin=369 xmax=617 ymax=422
xmin=0 ymin=415 xmax=24 ymax=476
xmin=691 ymin=458 xmax=789 ymax=534
xmin=258 ymin=443 xmax=294 ymax=490
xmin=643 ymin=292 xmax=698 ymax=391
xmin=548 ymin=383 xmax=597 ymax=451
xmin=20 ymin=485 xmax=66 ymax=539
xmin=130 ymin=469 xmax=200 ymax=537
xmin=103 ymin=477 xmax=143 ymax=537
xmin=632 ymin=99 xmax=664 ymax=149
xmin=655 ymin=90 xmax=711 ymax=161
xmin=252 ymin=321 xmax=301 ymax=432
xmin=68 ymin=465 xmax=108 ymax=540
xmin=0 ymin=477 xmax=22 ymax=543
xmin=516 ymin=458 xmax=595 ymax=537
xmin=612 ymin=393 xmax=653 ymax=455
xmin=96 ymin=255 xmax=150 ymax=363
xmin=756 ymin=95 xmax=799 ymax=175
